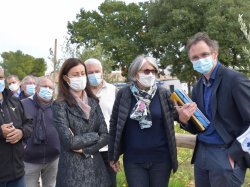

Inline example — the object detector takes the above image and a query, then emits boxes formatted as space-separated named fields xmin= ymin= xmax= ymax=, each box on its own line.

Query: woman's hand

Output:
xmin=110 ymin=161 xmax=121 ymax=172
xmin=176 ymin=102 xmax=197 ymax=125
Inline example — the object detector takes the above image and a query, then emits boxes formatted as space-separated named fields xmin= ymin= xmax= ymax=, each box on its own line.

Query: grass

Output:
xmin=116 ymin=126 xmax=250 ymax=187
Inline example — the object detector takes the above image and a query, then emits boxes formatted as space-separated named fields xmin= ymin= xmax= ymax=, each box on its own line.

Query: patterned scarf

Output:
xmin=130 ymin=83 xmax=157 ymax=129
xmin=70 ymin=89 xmax=91 ymax=119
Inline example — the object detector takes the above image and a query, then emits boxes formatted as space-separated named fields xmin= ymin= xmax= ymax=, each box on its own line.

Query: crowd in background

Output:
xmin=0 ymin=32 xmax=249 ymax=187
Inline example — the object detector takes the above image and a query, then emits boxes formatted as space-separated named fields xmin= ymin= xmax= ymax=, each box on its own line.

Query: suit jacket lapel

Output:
xmin=211 ymin=65 xmax=223 ymax=120
xmin=196 ymin=79 xmax=206 ymax=114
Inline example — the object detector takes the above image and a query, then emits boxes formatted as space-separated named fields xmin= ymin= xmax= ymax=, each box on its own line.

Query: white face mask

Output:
xmin=9 ymin=83 xmax=19 ymax=92
xmin=68 ymin=76 xmax=87 ymax=91
xmin=138 ymin=73 xmax=156 ymax=88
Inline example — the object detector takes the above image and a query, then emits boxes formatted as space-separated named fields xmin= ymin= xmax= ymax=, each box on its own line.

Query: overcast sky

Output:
xmin=0 ymin=0 xmax=146 ymax=73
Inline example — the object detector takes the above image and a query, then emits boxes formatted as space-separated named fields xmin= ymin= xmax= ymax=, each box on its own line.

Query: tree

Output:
xmin=1 ymin=50 xmax=46 ymax=79
xmin=238 ymin=14 xmax=250 ymax=77
xmin=67 ymin=0 xmax=150 ymax=77
xmin=78 ymin=44 xmax=118 ymax=82
xmin=148 ymin=0 xmax=250 ymax=86
xmin=61 ymin=38 xmax=117 ymax=82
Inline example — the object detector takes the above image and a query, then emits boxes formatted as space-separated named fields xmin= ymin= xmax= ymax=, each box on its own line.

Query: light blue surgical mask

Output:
xmin=0 ymin=79 xmax=5 ymax=93
xmin=26 ymin=84 xmax=36 ymax=96
xmin=192 ymin=56 xmax=214 ymax=74
xmin=87 ymin=73 xmax=102 ymax=87
xmin=38 ymin=87 xmax=53 ymax=101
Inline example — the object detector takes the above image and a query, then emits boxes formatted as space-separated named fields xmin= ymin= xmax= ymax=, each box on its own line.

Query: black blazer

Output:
xmin=108 ymin=85 xmax=179 ymax=172
xmin=185 ymin=64 xmax=250 ymax=168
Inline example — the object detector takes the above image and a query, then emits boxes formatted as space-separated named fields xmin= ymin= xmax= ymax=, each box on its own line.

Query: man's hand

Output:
xmin=228 ymin=155 xmax=235 ymax=169
xmin=1 ymin=123 xmax=15 ymax=138
xmin=6 ymin=128 xmax=23 ymax=144
xmin=176 ymin=103 xmax=197 ymax=125
xmin=73 ymin=149 xmax=83 ymax=154
xmin=110 ymin=161 xmax=121 ymax=172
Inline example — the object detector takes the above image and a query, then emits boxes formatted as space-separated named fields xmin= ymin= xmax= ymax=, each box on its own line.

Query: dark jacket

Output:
xmin=18 ymin=91 xmax=27 ymax=100
xmin=52 ymin=97 xmax=110 ymax=187
xmin=21 ymin=95 xmax=60 ymax=164
xmin=0 ymin=89 xmax=33 ymax=182
xmin=184 ymin=65 xmax=250 ymax=168
xmin=108 ymin=85 xmax=179 ymax=172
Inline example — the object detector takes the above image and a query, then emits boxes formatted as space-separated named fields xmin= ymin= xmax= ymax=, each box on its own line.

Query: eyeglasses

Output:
xmin=190 ymin=52 xmax=212 ymax=61
xmin=140 ymin=69 xmax=157 ymax=75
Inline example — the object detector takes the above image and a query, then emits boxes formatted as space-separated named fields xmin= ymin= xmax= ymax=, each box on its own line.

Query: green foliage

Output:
xmin=67 ymin=0 xmax=250 ymax=84
xmin=78 ymin=44 xmax=117 ymax=83
xmin=1 ymin=50 xmax=46 ymax=79
xmin=148 ymin=0 xmax=250 ymax=85
xmin=67 ymin=0 xmax=150 ymax=77
xmin=238 ymin=14 xmax=250 ymax=77
xmin=78 ymin=44 xmax=115 ymax=73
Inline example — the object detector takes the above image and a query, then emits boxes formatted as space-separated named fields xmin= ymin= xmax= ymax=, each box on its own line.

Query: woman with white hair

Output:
xmin=109 ymin=54 xmax=179 ymax=187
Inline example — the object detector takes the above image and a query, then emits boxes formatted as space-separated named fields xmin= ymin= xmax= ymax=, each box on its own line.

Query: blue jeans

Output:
xmin=124 ymin=162 xmax=171 ymax=187
xmin=0 ymin=176 xmax=26 ymax=187
xmin=194 ymin=142 xmax=246 ymax=187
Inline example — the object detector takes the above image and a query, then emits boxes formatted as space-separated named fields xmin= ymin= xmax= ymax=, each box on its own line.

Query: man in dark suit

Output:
xmin=177 ymin=32 xmax=250 ymax=187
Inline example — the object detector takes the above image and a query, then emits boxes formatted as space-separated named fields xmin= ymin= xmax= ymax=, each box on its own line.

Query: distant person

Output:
xmin=0 ymin=66 xmax=33 ymax=187
xmin=85 ymin=58 xmax=117 ymax=187
xmin=21 ymin=75 xmax=36 ymax=99
xmin=21 ymin=76 xmax=60 ymax=187
xmin=177 ymin=32 xmax=250 ymax=187
xmin=52 ymin=58 xmax=110 ymax=187
xmin=109 ymin=55 xmax=179 ymax=187
xmin=6 ymin=75 xmax=25 ymax=99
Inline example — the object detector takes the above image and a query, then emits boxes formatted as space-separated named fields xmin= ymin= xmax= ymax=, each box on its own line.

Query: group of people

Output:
xmin=0 ymin=32 xmax=249 ymax=187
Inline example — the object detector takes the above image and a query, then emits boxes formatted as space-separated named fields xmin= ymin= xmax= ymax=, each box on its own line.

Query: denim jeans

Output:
xmin=194 ymin=142 xmax=246 ymax=187
xmin=124 ymin=162 xmax=172 ymax=187
xmin=24 ymin=158 xmax=59 ymax=187
xmin=0 ymin=176 xmax=26 ymax=187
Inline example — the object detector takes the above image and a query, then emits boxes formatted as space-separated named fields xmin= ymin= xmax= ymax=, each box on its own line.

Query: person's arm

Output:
xmin=18 ymin=100 xmax=33 ymax=139
xmin=108 ymin=89 xmax=122 ymax=172
xmin=108 ymin=89 xmax=122 ymax=162
xmin=227 ymin=75 xmax=250 ymax=161
xmin=52 ymin=101 xmax=100 ymax=151
xmin=82 ymin=104 xmax=109 ymax=155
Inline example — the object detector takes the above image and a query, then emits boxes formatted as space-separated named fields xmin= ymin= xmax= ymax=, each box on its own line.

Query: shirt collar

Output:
xmin=14 ymin=87 xmax=21 ymax=97
xmin=202 ymin=62 xmax=220 ymax=86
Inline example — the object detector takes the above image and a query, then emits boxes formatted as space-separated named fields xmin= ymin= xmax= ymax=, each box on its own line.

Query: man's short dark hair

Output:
xmin=186 ymin=32 xmax=219 ymax=55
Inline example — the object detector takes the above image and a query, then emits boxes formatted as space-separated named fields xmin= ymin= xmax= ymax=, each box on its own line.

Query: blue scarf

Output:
xmin=130 ymin=83 xmax=157 ymax=129
xmin=33 ymin=94 xmax=52 ymax=144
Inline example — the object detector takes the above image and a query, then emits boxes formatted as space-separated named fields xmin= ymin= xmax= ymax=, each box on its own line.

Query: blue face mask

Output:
xmin=87 ymin=73 xmax=102 ymax=87
xmin=26 ymin=84 xmax=36 ymax=96
xmin=0 ymin=80 xmax=5 ymax=93
xmin=38 ymin=87 xmax=53 ymax=101
xmin=192 ymin=56 xmax=214 ymax=74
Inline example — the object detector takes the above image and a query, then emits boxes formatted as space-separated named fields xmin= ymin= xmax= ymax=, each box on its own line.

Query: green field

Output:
xmin=116 ymin=126 xmax=250 ymax=187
